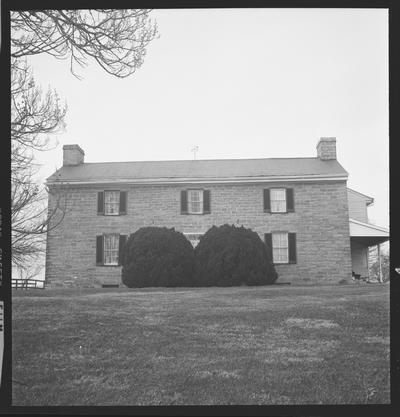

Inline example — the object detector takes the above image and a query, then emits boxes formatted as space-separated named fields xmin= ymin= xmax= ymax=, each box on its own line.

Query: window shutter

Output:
xmin=119 ymin=235 xmax=127 ymax=266
xmin=264 ymin=233 xmax=273 ymax=262
xmin=97 ymin=192 xmax=104 ymax=214
xmin=286 ymin=188 xmax=294 ymax=212
xmin=119 ymin=191 xmax=127 ymax=215
xmin=181 ymin=190 xmax=188 ymax=214
xmin=96 ymin=235 xmax=104 ymax=265
xmin=263 ymin=189 xmax=271 ymax=212
xmin=288 ymin=233 xmax=297 ymax=264
xmin=203 ymin=190 xmax=211 ymax=214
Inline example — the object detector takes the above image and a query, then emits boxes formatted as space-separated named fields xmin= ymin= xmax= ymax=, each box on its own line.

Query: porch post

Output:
xmin=377 ymin=243 xmax=383 ymax=283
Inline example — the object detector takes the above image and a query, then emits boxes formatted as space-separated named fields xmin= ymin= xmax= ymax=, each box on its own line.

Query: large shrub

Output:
xmin=194 ymin=224 xmax=278 ymax=286
xmin=121 ymin=227 xmax=195 ymax=288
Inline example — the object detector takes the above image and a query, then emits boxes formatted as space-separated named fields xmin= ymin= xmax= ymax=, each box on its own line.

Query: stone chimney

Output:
xmin=63 ymin=144 xmax=85 ymax=166
xmin=316 ymin=137 xmax=336 ymax=160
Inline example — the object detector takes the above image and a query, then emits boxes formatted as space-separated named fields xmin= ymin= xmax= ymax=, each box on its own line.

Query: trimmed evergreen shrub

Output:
xmin=121 ymin=227 xmax=195 ymax=288
xmin=194 ymin=224 xmax=278 ymax=286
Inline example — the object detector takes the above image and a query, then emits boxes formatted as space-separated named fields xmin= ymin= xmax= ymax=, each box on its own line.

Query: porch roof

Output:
xmin=349 ymin=218 xmax=389 ymax=246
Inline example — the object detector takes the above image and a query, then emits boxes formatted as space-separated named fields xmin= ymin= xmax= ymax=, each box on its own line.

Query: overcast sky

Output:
xmin=28 ymin=8 xmax=389 ymax=228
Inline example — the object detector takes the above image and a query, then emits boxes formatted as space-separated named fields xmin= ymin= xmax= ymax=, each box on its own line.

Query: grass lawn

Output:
xmin=12 ymin=283 xmax=390 ymax=405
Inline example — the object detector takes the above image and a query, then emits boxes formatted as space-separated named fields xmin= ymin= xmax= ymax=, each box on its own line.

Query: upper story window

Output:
xmin=188 ymin=190 xmax=203 ymax=214
xmin=105 ymin=191 xmax=120 ymax=215
xmin=181 ymin=189 xmax=211 ymax=215
xmin=97 ymin=191 xmax=127 ymax=215
xmin=264 ymin=188 xmax=294 ymax=213
xmin=270 ymin=188 xmax=286 ymax=213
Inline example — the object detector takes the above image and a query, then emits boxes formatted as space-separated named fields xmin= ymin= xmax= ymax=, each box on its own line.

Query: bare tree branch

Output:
xmin=10 ymin=9 xmax=158 ymax=272
xmin=11 ymin=9 xmax=159 ymax=78
xmin=11 ymin=57 xmax=69 ymax=270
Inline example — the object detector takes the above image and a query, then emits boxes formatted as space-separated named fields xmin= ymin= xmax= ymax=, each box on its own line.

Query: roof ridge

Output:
xmin=78 ymin=156 xmax=320 ymax=165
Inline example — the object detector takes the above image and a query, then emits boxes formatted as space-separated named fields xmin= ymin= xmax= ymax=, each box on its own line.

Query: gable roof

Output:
xmin=347 ymin=188 xmax=374 ymax=205
xmin=46 ymin=157 xmax=348 ymax=185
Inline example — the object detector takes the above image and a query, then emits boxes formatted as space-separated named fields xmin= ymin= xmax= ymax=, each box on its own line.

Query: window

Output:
xmin=181 ymin=190 xmax=210 ymax=215
xmin=272 ymin=232 xmax=289 ymax=263
xmin=104 ymin=191 xmax=120 ymax=215
xmin=98 ymin=191 xmax=127 ymax=215
xmin=103 ymin=234 xmax=119 ymax=265
xmin=188 ymin=189 xmax=203 ymax=214
xmin=270 ymin=188 xmax=286 ymax=213
xmin=265 ymin=232 xmax=296 ymax=264
xmin=184 ymin=233 xmax=204 ymax=248
xmin=96 ymin=234 xmax=127 ymax=266
xmin=264 ymin=188 xmax=294 ymax=213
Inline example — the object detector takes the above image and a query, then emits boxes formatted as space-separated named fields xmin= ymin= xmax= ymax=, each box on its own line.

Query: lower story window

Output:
xmin=97 ymin=234 xmax=127 ymax=266
xmin=184 ymin=233 xmax=204 ymax=248
xmin=104 ymin=234 xmax=119 ymax=265
xmin=272 ymin=232 xmax=288 ymax=263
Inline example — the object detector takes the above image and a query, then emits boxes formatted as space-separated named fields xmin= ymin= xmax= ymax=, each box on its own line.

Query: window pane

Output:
xmin=271 ymin=189 xmax=285 ymax=200
xmin=190 ymin=190 xmax=200 ymax=202
xmin=271 ymin=201 xmax=286 ymax=212
xmin=190 ymin=201 xmax=201 ymax=212
xmin=272 ymin=233 xmax=288 ymax=247
xmin=273 ymin=248 xmax=288 ymax=263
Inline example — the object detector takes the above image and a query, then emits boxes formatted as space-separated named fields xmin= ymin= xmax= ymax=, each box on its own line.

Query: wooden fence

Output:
xmin=12 ymin=279 xmax=45 ymax=289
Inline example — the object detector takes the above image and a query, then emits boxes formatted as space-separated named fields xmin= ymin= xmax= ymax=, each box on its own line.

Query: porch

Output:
xmin=349 ymin=218 xmax=389 ymax=281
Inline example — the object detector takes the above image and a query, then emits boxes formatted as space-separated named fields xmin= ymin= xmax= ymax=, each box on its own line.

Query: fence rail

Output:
xmin=12 ymin=279 xmax=45 ymax=289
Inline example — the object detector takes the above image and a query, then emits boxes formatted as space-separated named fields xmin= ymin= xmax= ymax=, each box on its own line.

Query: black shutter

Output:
xmin=264 ymin=233 xmax=273 ymax=262
xmin=119 ymin=235 xmax=127 ymax=266
xmin=286 ymin=188 xmax=294 ymax=212
xmin=288 ymin=233 xmax=297 ymax=264
xmin=263 ymin=189 xmax=271 ymax=212
xmin=181 ymin=190 xmax=188 ymax=214
xmin=119 ymin=191 xmax=127 ymax=215
xmin=203 ymin=190 xmax=211 ymax=214
xmin=97 ymin=192 xmax=104 ymax=214
xmin=96 ymin=235 xmax=103 ymax=265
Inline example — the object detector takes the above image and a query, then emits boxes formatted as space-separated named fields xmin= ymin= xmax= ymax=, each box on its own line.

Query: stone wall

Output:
xmin=45 ymin=180 xmax=352 ymax=287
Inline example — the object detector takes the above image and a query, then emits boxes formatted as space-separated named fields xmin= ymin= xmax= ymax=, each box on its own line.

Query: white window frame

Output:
xmin=103 ymin=234 xmax=119 ymax=265
xmin=187 ymin=189 xmax=204 ymax=214
xmin=104 ymin=190 xmax=120 ymax=216
xmin=270 ymin=188 xmax=287 ymax=213
xmin=184 ymin=232 xmax=204 ymax=248
xmin=272 ymin=232 xmax=289 ymax=264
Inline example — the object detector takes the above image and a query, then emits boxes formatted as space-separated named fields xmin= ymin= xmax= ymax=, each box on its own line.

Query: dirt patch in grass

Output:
xmin=195 ymin=369 xmax=241 ymax=379
xmin=285 ymin=318 xmax=340 ymax=329
xmin=364 ymin=336 xmax=390 ymax=345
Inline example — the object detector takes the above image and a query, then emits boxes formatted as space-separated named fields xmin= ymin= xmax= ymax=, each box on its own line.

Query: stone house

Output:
xmin=45 ymin=138 xmax=389 ymax=287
